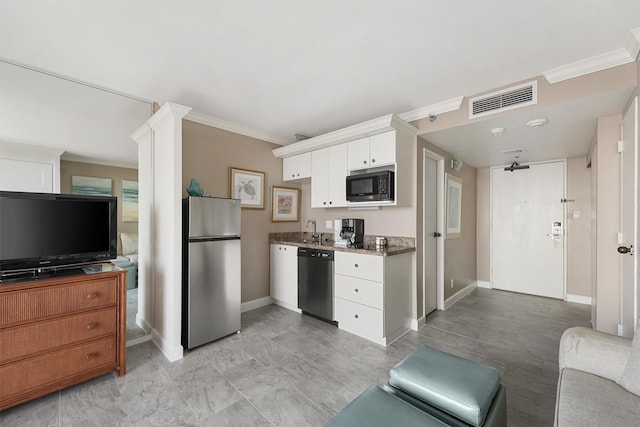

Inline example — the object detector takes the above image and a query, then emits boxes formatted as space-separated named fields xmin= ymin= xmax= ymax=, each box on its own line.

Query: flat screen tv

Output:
xmin=0 ymin=191 xmax=117 ymax=275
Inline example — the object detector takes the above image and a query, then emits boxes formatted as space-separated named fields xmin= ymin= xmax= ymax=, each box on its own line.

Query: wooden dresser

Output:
xmin=0 ymin=266 xmax=126 ymax=410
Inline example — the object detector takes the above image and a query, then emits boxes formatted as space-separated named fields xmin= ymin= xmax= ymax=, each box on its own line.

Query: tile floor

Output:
xmin=0 ymin=288 xmax=590 ymax=426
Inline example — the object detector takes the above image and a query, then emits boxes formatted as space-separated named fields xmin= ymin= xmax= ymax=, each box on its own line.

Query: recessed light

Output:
xmin=526 ymin=118 xmax=548 ymax=128
xmin=490 ymin=127 xmax=505 ymax=136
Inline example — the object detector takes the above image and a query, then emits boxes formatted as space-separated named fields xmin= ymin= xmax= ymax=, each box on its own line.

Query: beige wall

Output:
xmin=594 ymin=114 xmax=622 ymax=334
xmin=181 ymin=120 xmax=300 ymax=304
xmin=60 ymin=161 xmax=139 ymax=239
xmin=567 ymin=156 xmax=592 ymax=297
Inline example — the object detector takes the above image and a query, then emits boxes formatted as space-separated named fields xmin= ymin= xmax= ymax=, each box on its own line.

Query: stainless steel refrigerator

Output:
xmin=182 ymin=196 xmax=241 ymax=349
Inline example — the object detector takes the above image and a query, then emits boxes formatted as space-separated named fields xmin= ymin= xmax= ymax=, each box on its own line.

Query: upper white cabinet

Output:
xmin=282 ymin=152 xmax=311 ymax=181
xmin=0 ymin=142 xmax=63 ymax=193
xmin=311 ymin=143 xmax=348 ymax=208
xmin=347 ymin=131 xmax=396 ymax=170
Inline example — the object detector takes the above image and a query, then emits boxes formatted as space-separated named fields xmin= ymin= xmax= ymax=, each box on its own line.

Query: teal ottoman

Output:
xmin=325 ymin=386 xmax=448 ymax=427
xmin=385 ymin=346 xmax=506 ymax=427
xmin=112 ymin=260 xmax=136 ymax=290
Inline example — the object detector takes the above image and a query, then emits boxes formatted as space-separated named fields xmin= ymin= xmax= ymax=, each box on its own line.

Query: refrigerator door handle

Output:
xmin=188 ymin=235 xmax=241 ymax=243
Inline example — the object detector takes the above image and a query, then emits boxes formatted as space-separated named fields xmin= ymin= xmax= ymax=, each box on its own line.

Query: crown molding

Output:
xmin=185 ymin=110 xmax=292 ymax=146
xmin=544 ymin=27 xmax=640 ymax=84
xmin=398 ymin=96 xmax=465 ymax=122
xmin=147 ymin=102 xmax=192 ymax=129
xmin=272 ymin=114 xmax=416 ymax=158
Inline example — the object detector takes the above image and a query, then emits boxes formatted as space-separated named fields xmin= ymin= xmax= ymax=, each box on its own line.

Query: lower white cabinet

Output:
xmin=334 ymin=251 xmax=412 ymax=346
xmin=270 ymin=244 xmax=299 ymax=311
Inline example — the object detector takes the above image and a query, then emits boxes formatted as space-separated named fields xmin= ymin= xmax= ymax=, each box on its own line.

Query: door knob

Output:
xmin=618 ymin=245 xmax=634 ymax=255
xmin=433 ymin=232 xmax=441 ymax=238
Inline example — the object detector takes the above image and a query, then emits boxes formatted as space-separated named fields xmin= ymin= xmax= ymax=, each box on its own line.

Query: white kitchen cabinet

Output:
xmin=311 ymin=143 xmax=348 ymax=208
xmin=347 ymin=130 xmax=396 ymax=170
xmin=282 ymin=152 xmax=311 ymax=181
xmin=0 ymin=142 xmax=62 ymax=193
xmin=270 ymin=244 xmax=299 ymax=311
xmin=334 ymin=251 xmax=412 ymax=346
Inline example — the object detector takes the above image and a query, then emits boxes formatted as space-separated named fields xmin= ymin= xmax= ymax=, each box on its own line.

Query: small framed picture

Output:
xmin=272 ymin=186 xmax=300 ymax=222
xmin=229 ymin=167 xmax=265 ymax=209
xmin=446 ymin=173 xmax=463 ymax=238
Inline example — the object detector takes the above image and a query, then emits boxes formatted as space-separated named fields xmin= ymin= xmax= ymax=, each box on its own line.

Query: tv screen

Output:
xmin=0 ymin=191 xmax=117 ymax=273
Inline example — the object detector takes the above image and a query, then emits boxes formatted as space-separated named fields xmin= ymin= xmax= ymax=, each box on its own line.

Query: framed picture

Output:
xmin=272 ymin=186 xmax=300 ymax=222
xmin=122 ymin=180 xmax=139 ymax=222
xmin=71 ymin=176 xmax=112 ymax=196
xmin=446 ymin=173 xmax=462 ymax=238
xmin=229 ymin=167 xmax=265 ymax=209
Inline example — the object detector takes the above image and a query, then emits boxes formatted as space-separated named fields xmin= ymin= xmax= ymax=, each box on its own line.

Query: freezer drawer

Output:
xmin=183 ymin=238 xmax=241 ymax=349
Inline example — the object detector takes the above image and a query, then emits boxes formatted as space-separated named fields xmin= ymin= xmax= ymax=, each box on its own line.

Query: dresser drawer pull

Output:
xmin=86 ymin=292 xmax=98 ymax=300
xmin=85 ymin=322 xmax=98 ymax=330
xmin=85 ymin=352 xmax=98 ymax=360
xmin=354 ymin=314 xmax=359 ymax=319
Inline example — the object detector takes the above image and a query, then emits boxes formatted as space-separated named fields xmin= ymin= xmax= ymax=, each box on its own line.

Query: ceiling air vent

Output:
xmin=469 ymin=81 xmax=537 ymax=119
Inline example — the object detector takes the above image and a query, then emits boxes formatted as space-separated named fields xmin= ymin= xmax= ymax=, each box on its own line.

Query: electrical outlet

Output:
xmin=325 ymin=220 xmax=333 ymax=229
xmin=450 ymin=279 xmax=454 ymax=289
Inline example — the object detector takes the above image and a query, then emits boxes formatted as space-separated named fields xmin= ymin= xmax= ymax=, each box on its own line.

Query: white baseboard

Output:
xmin=412 ymin=316 xmax=426 ymax=331
xmin=241 ymin=296 xmax=273 ymax=312
xmin=151 ymin=328 xmax=183 ymax=362
xmin=126 ymin=334 xmax=152 ymax=347
xmin=272 ymin=298 xmax=302 ymax=313
xmin=444 ymin=282 xmax=477 ymax=310
xmin=476 ymin=280 xmax=492 ymax=289
xmin=136 ymin=313 xmax=151 ymax=333
xmin=566 ymin=294 xmax=592 ymax=305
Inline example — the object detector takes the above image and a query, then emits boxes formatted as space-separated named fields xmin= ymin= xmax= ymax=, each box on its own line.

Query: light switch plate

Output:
xmin=325 ymin=220 xmax=333 ymax=229
xmin=572 ymin=209 xmax=581 ymax=219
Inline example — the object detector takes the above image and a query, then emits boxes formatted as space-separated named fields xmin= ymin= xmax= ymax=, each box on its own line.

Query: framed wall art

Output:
xmin=71 ymin=176 xmax=112 ymax=196
xmin=446 ymin=173 xmax=462 ymax=238
xmin=271 ymin=186 xmax=300 ymax=222
xmin=122 ymin=179 xmax=139 ymax=222
xmin=229 ymin=167 xmax=265 ymax=209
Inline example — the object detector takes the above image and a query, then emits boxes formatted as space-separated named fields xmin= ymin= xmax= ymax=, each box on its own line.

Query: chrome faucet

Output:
xmin=306 ymin=219 xmax=320 ymax=243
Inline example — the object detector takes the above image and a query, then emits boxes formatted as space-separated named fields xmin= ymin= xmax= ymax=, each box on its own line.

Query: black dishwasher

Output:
xmin=298 ymin=247 xmax=335 ymax=323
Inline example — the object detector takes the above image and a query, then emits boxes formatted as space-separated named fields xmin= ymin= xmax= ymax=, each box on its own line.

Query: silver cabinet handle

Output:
xmin=354 ymin=264 xmax=358 ymax=268
xmin=354 ymin=314 xmax=359 ymax=319
xmin=354 ymin=288 xmax=359 ymax=293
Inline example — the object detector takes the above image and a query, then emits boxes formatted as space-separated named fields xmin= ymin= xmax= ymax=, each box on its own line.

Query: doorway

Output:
xmin=423 ymin=148 xmax=445 ymax=319
xmin=491 ymin=160 xmax=566 ymax=299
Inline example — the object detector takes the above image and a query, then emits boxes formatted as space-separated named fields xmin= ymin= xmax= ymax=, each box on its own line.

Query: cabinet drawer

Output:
xmin=0 ymin=278 xmax=117 ymax=327
xmin=334 ymin=297 xmax=383 ymax=342
xmin=0 ymin=307 xmax=116 ymax=364
xmin=335 ymin=274 xmax=383 ymax=309
xmin=335 ymin=252 xmax=383 ymax=282
xmin=0 ymin=336 xmax=116 ymax=403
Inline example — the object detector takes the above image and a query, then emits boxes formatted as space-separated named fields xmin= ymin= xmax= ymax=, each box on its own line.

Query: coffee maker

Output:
xmin=340 ymin=218 xmax=365 ymax=248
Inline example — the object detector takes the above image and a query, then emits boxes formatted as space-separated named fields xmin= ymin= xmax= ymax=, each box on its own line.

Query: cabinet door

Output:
xmin=283 ymin=153 xmax=311 ymax=181
xmin=270 ymin=244 xmax=298 ymax=308
xmin=369 ymin=131 xmax=396 ymax=166
xmin=327 ymin=144 xmax=348 ymax=207
xmin=347 ymin=137 xmax=370 ymax=170
xmin=311 ymin=148 xmax=329 ymax=208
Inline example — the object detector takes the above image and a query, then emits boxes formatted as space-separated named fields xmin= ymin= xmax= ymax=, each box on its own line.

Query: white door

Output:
xmin=492 ymin=161 xmax=565 ymax=299
xmin=424 ymin=154 xmax=438 ymax=315
xmin=620 ymin=97 xmax=638 ymax=338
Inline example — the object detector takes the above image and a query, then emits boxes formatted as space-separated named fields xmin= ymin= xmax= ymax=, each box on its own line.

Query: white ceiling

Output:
xmin=0 ymin=1 xmax=639 ymax=167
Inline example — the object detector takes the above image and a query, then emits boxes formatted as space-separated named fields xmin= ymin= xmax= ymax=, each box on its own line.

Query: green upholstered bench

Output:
xmin=384 ymin=346 xmax=506 ymax=427
xmin=112 ymin=260 xmax=136 ymax=290
xmin=325 ymin=346 xmax=507 ymax=427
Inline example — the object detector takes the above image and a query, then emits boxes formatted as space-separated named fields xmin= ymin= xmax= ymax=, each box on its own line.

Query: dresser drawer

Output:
xmin=334 ymin=297 xmax=383 ymax=343
xmin=335 ymin=252 xmax=383 ymax=282
xmin=0 ymin=336 xmax=116 ymax=403
xmin=0 ymin=278 xmax=117 ymax=328
xmin=335 ymin=274 xmax=383 ymax=309
xmin=0 ymin=307 xmax=116 ymax=364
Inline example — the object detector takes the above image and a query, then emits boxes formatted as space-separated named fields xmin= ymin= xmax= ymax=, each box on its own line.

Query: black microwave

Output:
xmin=346 ymin=170 xmax=394 ymax=203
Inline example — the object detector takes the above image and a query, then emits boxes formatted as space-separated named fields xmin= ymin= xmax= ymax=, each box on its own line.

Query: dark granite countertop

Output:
xmin=269 ymin=232 xmax=415 ymax=256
